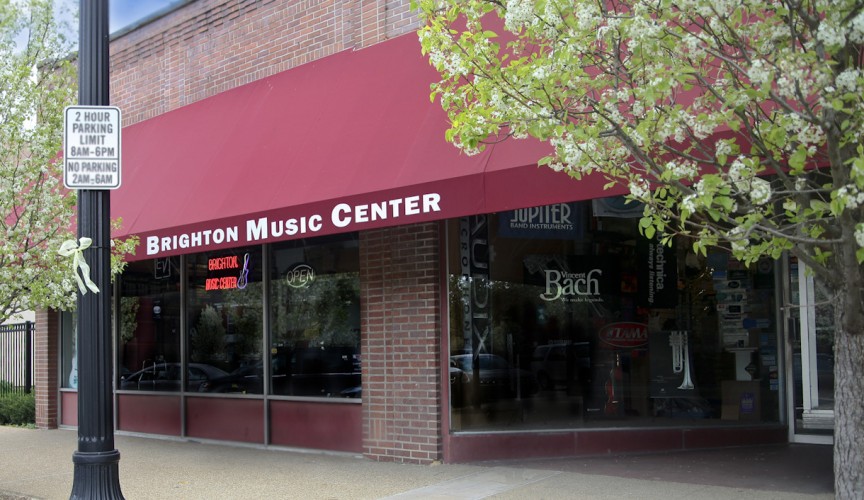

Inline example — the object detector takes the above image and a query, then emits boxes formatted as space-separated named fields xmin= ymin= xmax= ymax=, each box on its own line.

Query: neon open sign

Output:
xmin=286 ymin=263 xmax=315 ymax=288
xmin=205 ymin=253 xmax=250 ymax=291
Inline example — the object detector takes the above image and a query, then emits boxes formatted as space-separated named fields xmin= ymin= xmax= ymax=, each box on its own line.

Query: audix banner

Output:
xmin=459 ymin=216 xmax=491 ymax=356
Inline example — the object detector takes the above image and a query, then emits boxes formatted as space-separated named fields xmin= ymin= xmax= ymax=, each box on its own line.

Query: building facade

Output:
xmin=38 ymin=0 xmax=834 ymax=464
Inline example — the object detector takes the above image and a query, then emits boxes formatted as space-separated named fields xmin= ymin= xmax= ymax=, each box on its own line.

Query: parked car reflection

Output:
xmin=449 ymin=353 xmax=538 ymax=406
xmin=119 ymin=363 xmax=229 ymax=392
xmin=449 ymin=360 xmax=471 ymax=407
xmin=199 ymin=346 xmax=361 ymax=397
xmin=199 ymin=361 xmax=265 ymax=394
xmin=285 ymin=347 xmax=360 ymax=397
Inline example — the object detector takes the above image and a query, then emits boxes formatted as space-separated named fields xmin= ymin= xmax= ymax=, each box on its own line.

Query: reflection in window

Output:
xmin=448 ymin=200 xmax=781 ymax=431
xmin=61 ymin=311 xmax=77 ymax=389
xmin=118 ymin=258 xmax=182 ymax=391
xmin=269 ymin=234 xmax=361 ymax=398
xmin=187 ymin=247 xmax=263 ymax=394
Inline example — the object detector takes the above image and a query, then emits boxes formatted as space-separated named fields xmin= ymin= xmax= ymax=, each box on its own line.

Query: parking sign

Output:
xmin=63 ymin=106 xmax=121 ymax=189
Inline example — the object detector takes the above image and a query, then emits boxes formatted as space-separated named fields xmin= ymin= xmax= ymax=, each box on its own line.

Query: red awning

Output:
xmin=112 ymin=33 xmax=623 ymax=260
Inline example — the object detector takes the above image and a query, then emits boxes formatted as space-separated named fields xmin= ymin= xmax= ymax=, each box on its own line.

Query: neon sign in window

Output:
xmin=205 ymin=253 xmax=250 ymax=291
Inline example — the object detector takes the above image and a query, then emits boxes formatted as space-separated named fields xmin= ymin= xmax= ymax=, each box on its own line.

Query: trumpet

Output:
xmin=669 ymin=331 xmax=695 ymax=390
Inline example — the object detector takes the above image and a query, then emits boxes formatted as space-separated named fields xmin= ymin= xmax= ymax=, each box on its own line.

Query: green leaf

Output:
xmin=788 ymin=146 xmax=807 ymax=172
xmin=809 ymin=200 xmax=829 ymax=213
xmin=715 ymin=196 xmax=735 ymax=211
xmin=706 ymin=209 xmax=721 ymax=222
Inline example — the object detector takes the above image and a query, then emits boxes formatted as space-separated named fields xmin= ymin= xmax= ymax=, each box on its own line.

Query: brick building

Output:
xmin=39 ymin=0 xmax=834 ymax=464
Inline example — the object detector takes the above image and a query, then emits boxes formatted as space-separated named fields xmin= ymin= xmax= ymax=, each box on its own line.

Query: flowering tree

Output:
xmin=416 ymin=0 xmax=863 ymax=496
xmin=0 ymin=0 xmax=136 ymax=324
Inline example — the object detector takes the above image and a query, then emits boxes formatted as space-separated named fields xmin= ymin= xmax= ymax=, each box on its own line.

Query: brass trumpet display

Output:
xmin=669 ymin=331 xmax=695 ymax=390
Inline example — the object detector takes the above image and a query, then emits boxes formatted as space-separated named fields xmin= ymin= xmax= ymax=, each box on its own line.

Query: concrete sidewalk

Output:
xmin=0 ymin=426 xmax=833 ymax=499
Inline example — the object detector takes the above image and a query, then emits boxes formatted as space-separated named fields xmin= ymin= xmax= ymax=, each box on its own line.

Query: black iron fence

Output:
xmin=0 ymin=322 xmax=34 ymax=395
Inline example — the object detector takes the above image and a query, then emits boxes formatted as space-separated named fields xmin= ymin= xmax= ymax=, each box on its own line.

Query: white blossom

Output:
xmin=682 ymin=194 xmax=697 ymax=213
xmin=747 ymin=59 xmax=773 ymax=87
xmin=728 ymin=226 xmax=748 ymax=253
xmin=835 ymin=68 xmax=861 ymax=93
xmin=532 ymin=65 xmax=549 ymax=80
xmin=629 ymin=178 xmax=651 ymax=201
xmin=666 ymin=160 xmax=698 ymax=180
xmin=816 ymin=19 xmax=846 ymax=48
xmin=715 ymin=139 xmax=733 ymax=158
xmin=850 ymin=11 xmax=864 ymax=44
xmin=681 ymin=33 xmax=706 ymax=58
xmin=728 ymin=156 xmax=751 ymax=189
xmin=784 ymin=113 xmax=826 ymax=148
xmin=856 ymin=224 xmax=864 ymax=247
xmin=836 ymin=185 xmax=864 ymax=210
xmin=504 ymin=0 xmax=534 ymax=31
xmin=574 ymin=3 xmax=600 ymax=30
xmin=750 ymin=178 xmax=772 ymax=206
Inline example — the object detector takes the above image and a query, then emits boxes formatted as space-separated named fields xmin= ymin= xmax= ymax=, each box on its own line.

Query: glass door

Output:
xmin=787 ymin=257 xmax=834 ymax=444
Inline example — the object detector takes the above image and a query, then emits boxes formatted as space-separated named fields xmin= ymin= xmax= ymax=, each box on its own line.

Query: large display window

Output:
xmin=115 ymin=237 xmax=359 ymax=400
xmin=187 ymin=247 xmax=264 ymax=393
xmin=447 ymin=199 xmax=782 ymax=431
xmin=269 ymin=234 xmax=361 ymax=398
xmin=118 ymin=258 xmax=183 ymax=391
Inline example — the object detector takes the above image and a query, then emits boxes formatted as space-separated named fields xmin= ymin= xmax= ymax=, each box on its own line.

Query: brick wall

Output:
xmin=34 ymin=310 xmax=59 ymax=429
xmin=360 ymin=223 xmax=442 ymax=464
xmin=110 ymin=0 xmax=421 ymax=126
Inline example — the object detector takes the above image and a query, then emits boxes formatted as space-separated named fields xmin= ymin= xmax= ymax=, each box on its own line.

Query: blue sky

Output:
xmin=109 ymin=0 xmax=180 ymax=33
xmin=54 ymin=0 xmax=181 ymax=34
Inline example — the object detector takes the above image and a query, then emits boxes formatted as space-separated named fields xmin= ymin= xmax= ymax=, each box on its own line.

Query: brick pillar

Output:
xmin=360 ymin=223 xmax=442 ymax=464
xmin=34 ymin=309 xmax=60 ymax=429
xmin=359 ymin=0 xmax=387 ymax=47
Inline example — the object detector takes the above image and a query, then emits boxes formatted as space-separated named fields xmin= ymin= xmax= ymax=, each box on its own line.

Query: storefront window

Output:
xmin=269 ymin=234 xmax=361 ymax=398
xmin=447 ymin=199 xmax=781 ymax=431
xmin=187 ymin=247 xmax=263 ymax=393
xmin=61 ymin=311 xmax=77 ymax=389
xmin=118 ymin=258 xmax=183 ymax=391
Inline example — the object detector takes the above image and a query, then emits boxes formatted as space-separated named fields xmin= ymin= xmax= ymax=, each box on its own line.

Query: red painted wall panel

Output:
xmin=445 ymin=426 xmax=787 ymax=463
xmin=185 ymin=397 xmax=264 ymax=443
xmin=683 ymin=426 xmax=788 ymax=449
xmin=269 ymin=401 xmax=362 ymax=453
xmin=60 ymin=391 xmax=77 ymax=427
xmin=575 ymin=429 xmax=684 ymax=455
xmin=117 ymin=394 xmax=182 ymax=436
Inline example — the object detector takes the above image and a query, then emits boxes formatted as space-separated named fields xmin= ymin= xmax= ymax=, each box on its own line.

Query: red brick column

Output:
xmin=34 ymin=309 xmax=60 ymax=429
xmin=359 ymin=0 xmax=386 ymax=47
xmin=360 ymin=223 xmax=442 ymax=464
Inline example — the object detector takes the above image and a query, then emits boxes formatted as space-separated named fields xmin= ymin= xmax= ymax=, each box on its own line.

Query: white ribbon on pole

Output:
xmin=58 ymin=237 xmax=100 ymax=295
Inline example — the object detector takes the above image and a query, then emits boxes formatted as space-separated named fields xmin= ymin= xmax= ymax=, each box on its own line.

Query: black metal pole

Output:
xmin=25 ymin=321 xmax=33 ymax=394
xmin=70 ymin=1 xmax=124 ymax=498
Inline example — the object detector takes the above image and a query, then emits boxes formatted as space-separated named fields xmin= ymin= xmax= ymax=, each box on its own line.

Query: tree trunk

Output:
xmin=833 ymin=290 xmax=864 ymax=499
